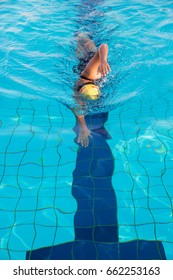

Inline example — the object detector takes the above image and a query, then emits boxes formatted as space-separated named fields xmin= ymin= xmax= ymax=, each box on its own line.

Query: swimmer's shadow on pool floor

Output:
xmin=26 ymin=240 xmax=166 ymax=260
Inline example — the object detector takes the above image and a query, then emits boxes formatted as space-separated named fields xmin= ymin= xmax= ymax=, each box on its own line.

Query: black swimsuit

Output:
xmin=77 ymin=74 xmax=96 ymax=92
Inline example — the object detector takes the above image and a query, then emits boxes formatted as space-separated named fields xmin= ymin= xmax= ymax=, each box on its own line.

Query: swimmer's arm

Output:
xmin=70 ymin=108 xmax=92 ymax=147
xmin=70 ymin=108 xmax=87 ymax=128
xmin=82 ymin=43 xmax=111 ymax=78
xmin=98 ymin=43 xmax=108 ymax=62
xmin=98 ymin=44 xmax=111 ymax=76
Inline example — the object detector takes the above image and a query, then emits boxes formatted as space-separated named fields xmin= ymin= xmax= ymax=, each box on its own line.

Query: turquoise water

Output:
xmin=0 ymin=0 xmax=173 ymax=259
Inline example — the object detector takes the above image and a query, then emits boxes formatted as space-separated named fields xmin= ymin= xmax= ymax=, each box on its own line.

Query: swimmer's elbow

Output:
xmin=98 ymin=44 xmax=109 ymax=60
xmin=98 ymin=43 xmax=108 ymax=55
xmin=100 ymin=43 xmax=108 ymax=49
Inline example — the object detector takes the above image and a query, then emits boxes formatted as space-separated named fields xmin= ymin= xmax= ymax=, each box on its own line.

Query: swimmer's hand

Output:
xmin=98 ymin=60 xmax=111 ymax=77
xmin=77 ymin=127 xmax=93 ymax=147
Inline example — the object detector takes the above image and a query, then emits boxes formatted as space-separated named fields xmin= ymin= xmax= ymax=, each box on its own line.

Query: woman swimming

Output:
xmin=71 ymin=33 xmax=111 ymax=147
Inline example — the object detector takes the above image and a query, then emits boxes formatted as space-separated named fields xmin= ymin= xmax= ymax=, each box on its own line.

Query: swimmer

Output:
xmin=71 ymin=33 xmax=111 ymax=147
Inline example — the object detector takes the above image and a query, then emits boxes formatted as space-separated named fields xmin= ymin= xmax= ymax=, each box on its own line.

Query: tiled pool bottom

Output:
xmin=0 ymin=94 xmax=173 ymax=260
xmin=26 ymin=240 xmax=166 ymax=260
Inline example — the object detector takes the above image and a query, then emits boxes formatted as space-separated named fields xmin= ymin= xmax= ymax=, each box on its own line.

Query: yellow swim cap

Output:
xmin=79 ymin=83 xmax=100 ymax=100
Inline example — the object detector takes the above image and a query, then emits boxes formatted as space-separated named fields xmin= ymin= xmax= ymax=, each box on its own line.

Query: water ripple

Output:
xmin=0 ymin=0 xmax=172 ymax=112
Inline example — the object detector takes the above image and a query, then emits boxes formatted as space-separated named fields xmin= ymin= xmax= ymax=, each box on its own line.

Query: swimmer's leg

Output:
xmin=76 ymin=32 xmax=97 ymax=59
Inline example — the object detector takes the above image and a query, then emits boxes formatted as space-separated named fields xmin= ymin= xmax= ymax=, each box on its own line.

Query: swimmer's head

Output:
xmin=79 ymin=84 xmax=100 ymax=100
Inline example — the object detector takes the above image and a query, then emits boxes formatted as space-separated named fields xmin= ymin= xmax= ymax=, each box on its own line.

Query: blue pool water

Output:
xmin=0 ymin=0 xmax=173 ymax=260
